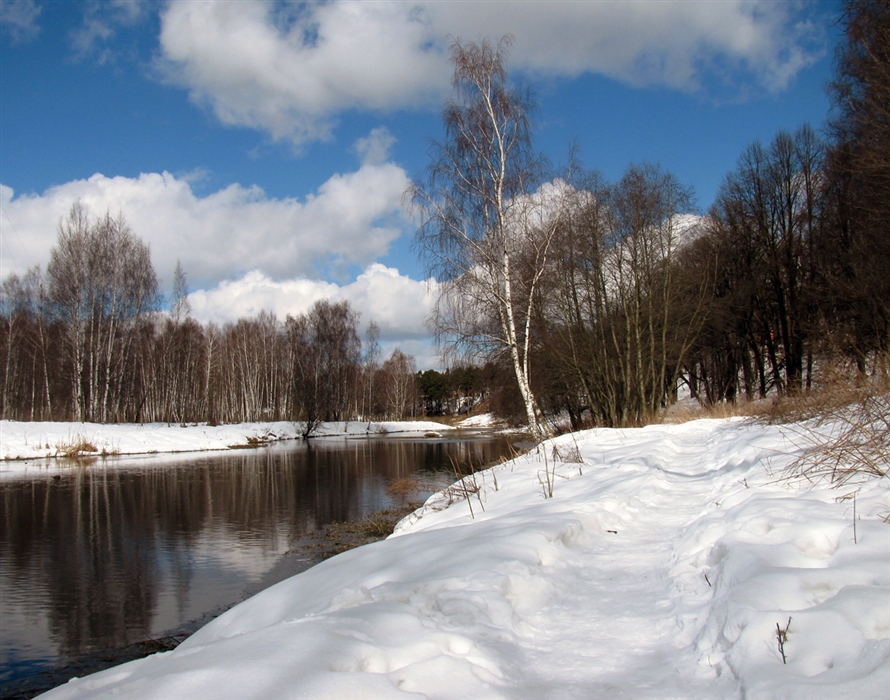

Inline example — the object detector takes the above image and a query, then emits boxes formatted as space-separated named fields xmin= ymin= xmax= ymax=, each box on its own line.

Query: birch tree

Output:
xmin=409 ymin=36 xmax=561 ymax=441
xmin=47 ymin=204 xmax=158 ymax=422
xmin=381 ymin=348 xmax=417 ymax=419
xmin=287 ymin=300 xmax=361 ymax=435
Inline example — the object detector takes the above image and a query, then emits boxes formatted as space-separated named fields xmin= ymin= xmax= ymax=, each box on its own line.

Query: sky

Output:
xmin=1 ymin=0 xmax=843 ymax=368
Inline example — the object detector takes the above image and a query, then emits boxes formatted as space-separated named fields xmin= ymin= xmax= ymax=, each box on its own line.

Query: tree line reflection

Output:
xmin=0 ymin=436 xmax=510 ymax=677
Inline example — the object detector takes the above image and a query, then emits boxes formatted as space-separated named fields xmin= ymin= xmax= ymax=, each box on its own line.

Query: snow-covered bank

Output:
xmin=38 ymin=417 xmax=890 ymax=699
xmin=0 ymin=419 xmax=453 ymax=468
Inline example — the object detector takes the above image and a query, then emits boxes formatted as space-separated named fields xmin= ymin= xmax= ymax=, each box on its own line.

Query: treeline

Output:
xmin=523 ymin=119 xmax=887 ymax=429
xmin=0 ymin=204 xmax=506 ymax=427
xmin=420 ymin=1 xmax=889 ymax=430
xmin=3 ymin=2 xmax=886 ymax=432
xmin=532 ymin=1 xmax=888 ymax=427
xmin=416 ymin=120 xmax=886 ymax=430
xmin=0 ymin=203 xmax=427 ymax=427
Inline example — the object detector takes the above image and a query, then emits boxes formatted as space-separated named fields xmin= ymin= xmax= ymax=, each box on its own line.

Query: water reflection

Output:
xmin=0 ymin=435 xmax=511 ymax=686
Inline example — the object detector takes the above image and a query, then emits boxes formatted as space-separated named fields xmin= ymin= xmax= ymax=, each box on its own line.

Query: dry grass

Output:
xmin=228 ymin=434 xmax=273 ymax=449
xmin=55 ymin=436 xmax=98 ymax=459
xmin=358 ymin=513 xmax=399 ymax=538
xmin=655 ymin=364 xmax=890 ymax=488
xmin=782 ymin=389 xmax=890 ymax=487
xmin=661 ymin=398 xmax=768 ymax=424
xmin=741 ymin=367 xmax=890 ymax=486
xmin=318 ymin=506 xmax=423 ymax=555
xmin=551 ymin=441 xmax=584 ymax=464
xmin=763 ymin=388 xmax=866 ymax=426
xmin=388 ymin=477 xmax=419 ymax=499
xmin=695 ymin=365 xmax=887 ymax=487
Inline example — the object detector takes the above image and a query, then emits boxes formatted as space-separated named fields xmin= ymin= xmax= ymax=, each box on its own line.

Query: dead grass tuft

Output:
xmin=56 ymin=436 xmax=98 ymax=459
xmin=388 ymin=477 xmax=419 ymax=498
xmin=763 ymin=387 xmax=866 ymax=426
xmin=784 ymin=389 xmax=890 ymax=487
xmin=551 ymin=441 xmax=584 ymax=464
xmin=659 ymin=363 xmax=890 ymax=487
xmin=661 ymin=398 xmax=767 ymax=424
xmin=759 ymin=359 xmax=889 ymax=425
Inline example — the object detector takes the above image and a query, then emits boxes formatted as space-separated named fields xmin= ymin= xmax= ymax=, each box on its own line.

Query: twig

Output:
xmin=853 ymin=492 xmax=858 ymax=544
xmin=449 ymin=455 xmax=475 ymax=519
xmin=776 ymin=616 xmax=792 ymax=664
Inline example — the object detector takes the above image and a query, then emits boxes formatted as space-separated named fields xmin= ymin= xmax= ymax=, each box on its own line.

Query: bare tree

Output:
xmin=381 ymin=348 xmax=417 ymax=419
xmin=359 ymin=321 xmax=381 ymax=420
xmin=707 ymin=127 xmax=826 ymax=395
xmin=542 ymin=165 xmax=704 ymax=426
xmin=46 ymin=203 xmax=158 ymax=422
xmin=170 ymin=260 xmax=191 ymax=323
xmin=287 ymin=300 xmax=361 ymax=436
xmin=0 ymin=270 xmax=42 ymax=419
xmin=824 ymin=0 xmax=890 ymax=371
xmin=409 ymin=36 xmax=562 ymax=441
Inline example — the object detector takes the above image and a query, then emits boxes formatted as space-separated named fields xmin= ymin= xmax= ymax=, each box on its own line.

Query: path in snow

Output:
xmin=510 ymin=422 xmax=750 ymax=698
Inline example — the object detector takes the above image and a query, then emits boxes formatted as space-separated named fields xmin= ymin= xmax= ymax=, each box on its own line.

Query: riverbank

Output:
xmin=3 ymin=492 xmax=430 ymax=700
xmin=0 ymin=419 xmax=455 ymax=468
xmin=36 ymin=416 xmax=890 ymax=699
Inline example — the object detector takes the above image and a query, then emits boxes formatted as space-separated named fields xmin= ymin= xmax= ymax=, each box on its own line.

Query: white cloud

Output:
xmin=156 ymin=0 xmax=448 ymax=144
xmin=189 ymin=263 xmax=435 ymax=338
xmin=155 ymin=0 xmax=825 ymax=145
xmin=188 ymin=264 xmax=441 ymax=369
xmin=432 ymin=1 xmax=822 ymax=92
xmin=355 ymin=127 xmax=397 ymax=167
xmin=188 ymin=270 xmax=337 ymax=324
xmin=0 ymin=0 xmax=41 ymax=42
xmin=71 ymin=0 xmax=148 ymax=62
xmin=0 ymin=160 xmax=409 ymax=289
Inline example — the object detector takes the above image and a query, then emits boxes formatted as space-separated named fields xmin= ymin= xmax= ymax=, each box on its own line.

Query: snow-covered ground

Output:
xmin=456 ymin=412 xmax=499 ymax=428
xmin=0 ymin=419 xmax=452 ymax=471
xmin=35 ymin=417 xmax=890 ymax=699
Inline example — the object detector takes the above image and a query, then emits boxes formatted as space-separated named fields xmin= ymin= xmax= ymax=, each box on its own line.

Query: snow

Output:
xmin=33 ymin=417 xmax=890 ymax=699
xmin=0 ymin=419 xmax=452 ymax=472
xmin=457 ymin=412 xmax=497 ymax=428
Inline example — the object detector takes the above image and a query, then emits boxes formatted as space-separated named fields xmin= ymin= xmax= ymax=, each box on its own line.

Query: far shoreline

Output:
xmin=0 ymin=418 xmax=486 ymax=467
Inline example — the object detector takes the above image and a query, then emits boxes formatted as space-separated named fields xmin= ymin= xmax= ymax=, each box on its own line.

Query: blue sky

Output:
xmin=1 ymin=0 xmax=841 ymax=367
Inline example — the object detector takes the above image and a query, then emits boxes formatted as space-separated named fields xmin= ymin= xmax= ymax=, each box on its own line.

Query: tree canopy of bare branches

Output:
xmin=46 ymin=203 xmax=159 ymax=422
xmin=824 ymin=0 xmax=890 ymax=367
xmin=409 ymin=36 xmax=562 ymax=441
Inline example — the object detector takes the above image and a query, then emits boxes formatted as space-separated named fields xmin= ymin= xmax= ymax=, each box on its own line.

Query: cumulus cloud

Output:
xmin=433 ymin=1 xmax=822 ymax=91
xmin=188 ymin=264 xmax=441 ymax=368
xmin=189 ymin=263 xmax=435 ymax=337
xmin=0 ymin=160 xmax=409 ymax=288
xmin=155 ymin=0 xmax=825 ymax=145
xmin=355 ymin=127 xmax=397 ymax=166
xmin=156 ymin=0 xmax=448 ymax=144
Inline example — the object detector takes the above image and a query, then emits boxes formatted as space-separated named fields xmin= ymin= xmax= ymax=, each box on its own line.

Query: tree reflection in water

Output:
xmin=0 ymin=435 xmax=512 ymax=687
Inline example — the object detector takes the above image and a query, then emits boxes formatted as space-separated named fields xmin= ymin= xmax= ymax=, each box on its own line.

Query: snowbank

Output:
xmin=0 ymin=419 xmax=452 ymax=469
xmin=457 ymin=412 xmax=498 ymax=428
xmin=38 ymin=417 xmax=890 ymax=699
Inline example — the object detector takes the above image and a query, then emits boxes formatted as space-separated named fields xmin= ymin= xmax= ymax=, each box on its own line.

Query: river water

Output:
xmin=0 ymin=433 xmax=514 ymax=695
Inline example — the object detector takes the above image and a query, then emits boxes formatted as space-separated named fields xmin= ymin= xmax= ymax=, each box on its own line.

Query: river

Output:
xmin=0 ymin=433 xmax=515 ymax=697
